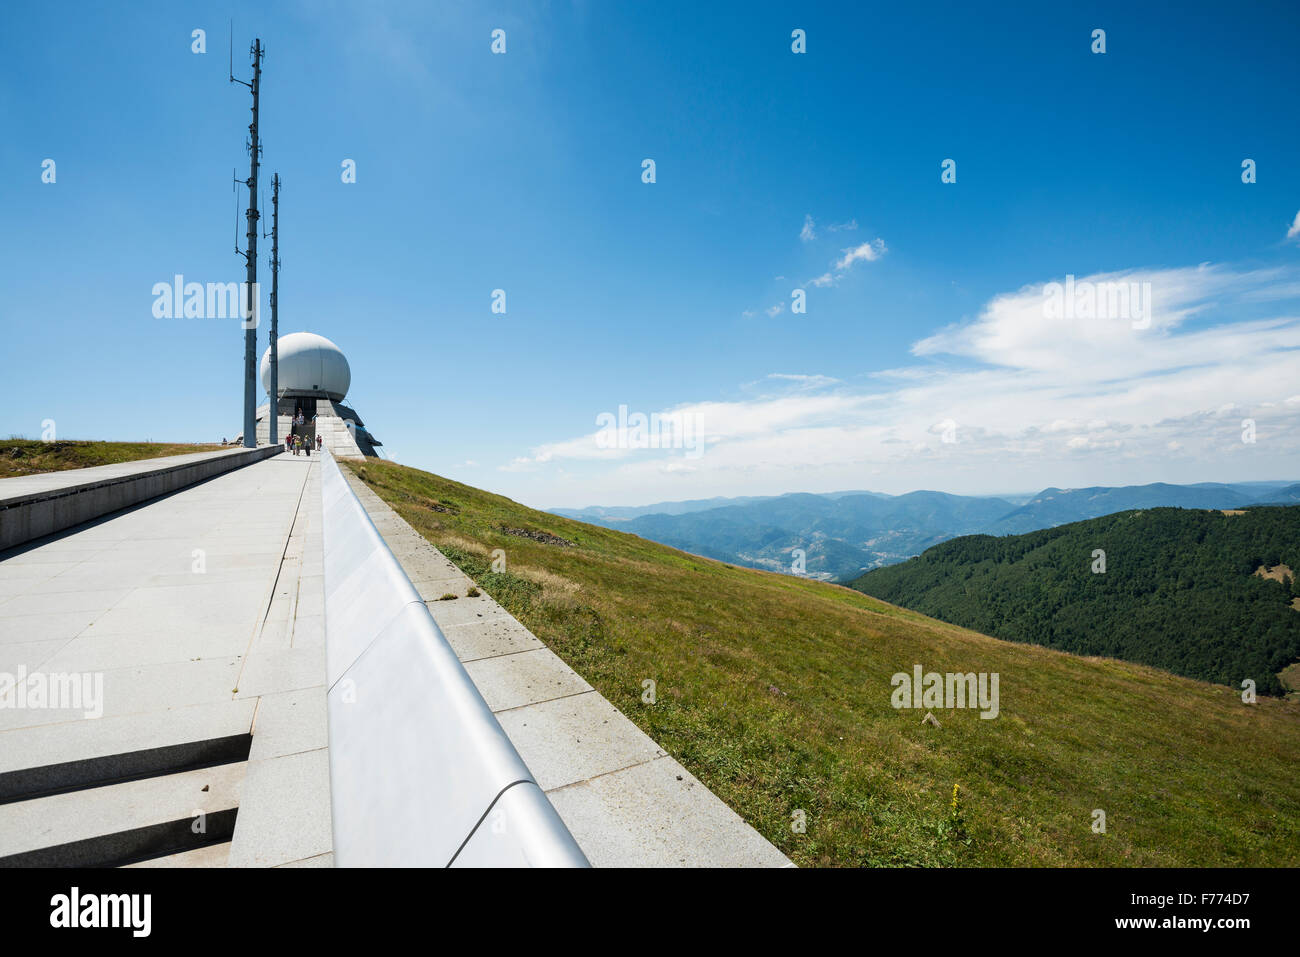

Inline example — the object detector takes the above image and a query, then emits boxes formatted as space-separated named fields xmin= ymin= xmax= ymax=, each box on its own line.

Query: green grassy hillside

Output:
xmin=0 ymin=439 xmax=223 ymax=479
xmin=849 ymin=507 xmax=1300 ymax=695
xmin=348 ymin=460 xmax=1300 ymax=868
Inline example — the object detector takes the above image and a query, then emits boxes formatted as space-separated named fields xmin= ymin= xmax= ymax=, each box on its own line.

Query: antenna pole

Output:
xmin=234 ymin=38 xmax=263 ymax=448
xmin=269 ymin=173 xmax=280 ymax=445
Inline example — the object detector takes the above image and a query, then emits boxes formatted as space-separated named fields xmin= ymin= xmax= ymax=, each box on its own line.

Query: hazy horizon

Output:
xmin=546 ymin=476 xmax=1300 ymax=514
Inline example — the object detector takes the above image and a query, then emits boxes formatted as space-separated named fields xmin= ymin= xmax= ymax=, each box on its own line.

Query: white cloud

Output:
xmin=765 ymin=301 xmax=785 ymax=318
xmin=827 ymin=219 xmax=858 ymax=232
xmin=1288 ymin=210 xmax=1300 ymax=241
xmin=807 ymin=272 xmax=834 ymax=288
xmin=800 ymin=214 xmax=816 ymax=242
xmin=834 ymin=238 xmax=887 ymax=272
xmin=912 ymin=263 xmax=1293 ymax=377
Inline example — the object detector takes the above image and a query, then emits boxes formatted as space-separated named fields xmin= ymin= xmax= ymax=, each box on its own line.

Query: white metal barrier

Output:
xmin=320 ymin=452 xmax=589 ymax=867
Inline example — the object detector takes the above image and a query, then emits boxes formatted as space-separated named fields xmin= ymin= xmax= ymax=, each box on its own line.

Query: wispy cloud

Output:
xmin=804 ymin=238 xmax=887 ymax=288
xmin=834 ymin=238 xmax=887 ymax=272
xmin=763 ymin=373 xmax=842 ymax=390
xmin=1287 ymin=209 xmax=1300 ymax=241
xmin=800 ymin=214 xmax=816 ymax=242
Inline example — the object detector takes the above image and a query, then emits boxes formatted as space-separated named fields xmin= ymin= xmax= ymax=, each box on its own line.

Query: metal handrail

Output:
xmin=319 ymin=452 xmax=589 ymax=867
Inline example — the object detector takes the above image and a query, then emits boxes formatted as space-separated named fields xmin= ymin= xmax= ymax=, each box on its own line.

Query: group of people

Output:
xmin=283 ymin=405 xmax=322 ymax=456
xmin=284 ymin=431 xmax=322 ymax=456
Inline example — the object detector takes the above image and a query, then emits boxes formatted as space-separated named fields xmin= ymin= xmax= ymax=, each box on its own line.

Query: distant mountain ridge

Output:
xmin=986 ymin=482 xmax=1260 ymax=534
xmin=551 ymin=489 xmax=901 ymax=522
xmin=556 ymin=489 xmax=1015 ymax=581
xmin=1257 ymin=483 xmax=1300 ymax=504
xmin=551 ymin=480 xmax=1299 ymax=581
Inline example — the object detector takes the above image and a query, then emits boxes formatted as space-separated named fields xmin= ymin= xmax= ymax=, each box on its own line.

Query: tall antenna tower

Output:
xmin=269 ymin=174 xmax=281 ymax=445
xmin=232 ymin=36 xmax=263 ymax=448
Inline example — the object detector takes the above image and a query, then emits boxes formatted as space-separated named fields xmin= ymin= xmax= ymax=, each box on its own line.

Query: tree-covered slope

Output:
xmin=849 ymin=506 xmax=1300 ymax=694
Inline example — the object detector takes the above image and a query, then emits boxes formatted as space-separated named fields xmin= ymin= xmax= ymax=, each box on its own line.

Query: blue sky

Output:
xmin=3 ymin=0 xmax=1299 ymax=508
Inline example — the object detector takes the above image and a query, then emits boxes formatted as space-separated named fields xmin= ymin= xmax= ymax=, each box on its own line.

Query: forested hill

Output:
xmin=848 ymin=506 xmax=1300 ymax=694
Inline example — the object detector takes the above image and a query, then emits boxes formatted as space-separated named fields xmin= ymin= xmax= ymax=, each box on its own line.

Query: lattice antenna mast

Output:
xmin=231 ymin=36 xmax=263 ymax=448
xmin=268 ymin=174 xmax=281 ymax=444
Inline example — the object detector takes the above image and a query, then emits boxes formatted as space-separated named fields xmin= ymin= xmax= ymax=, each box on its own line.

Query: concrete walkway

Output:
xmin=0 ymin=453 xmax=331 ymax=867
xmin=340 ymin=467 xmax=791 ymax=867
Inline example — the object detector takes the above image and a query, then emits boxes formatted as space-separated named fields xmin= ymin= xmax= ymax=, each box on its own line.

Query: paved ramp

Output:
xmin=0 ymin=454 xmax=331 ymax=867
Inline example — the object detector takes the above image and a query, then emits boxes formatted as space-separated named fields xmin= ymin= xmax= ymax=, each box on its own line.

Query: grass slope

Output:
xmin=348 ymin=459 xmax=1300 ymax=868
xmin=0 ymin=439 xmax=223 ymax=479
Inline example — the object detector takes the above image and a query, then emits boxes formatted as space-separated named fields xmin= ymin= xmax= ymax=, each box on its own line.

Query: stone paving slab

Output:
xmin=463 ymin=648 xmax=592 ymax=712
xmin=0 ymin=638 xmax=67 ymax=673
xmin=495 ymin=691 xmax=668 ymax=791
xmin=441 ymin=615 xmax=546 ymax=662
xmin=249 ymin=688 xmax=328 ymax=762
xmin=548 ymin=754 xmax=794 ymax=868
xmin=227 ymin=746 xmax=332 ymax=868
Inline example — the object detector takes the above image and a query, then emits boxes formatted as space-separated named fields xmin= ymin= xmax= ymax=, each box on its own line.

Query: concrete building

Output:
xmin=253 ymin=332 xmax=382 ymax=458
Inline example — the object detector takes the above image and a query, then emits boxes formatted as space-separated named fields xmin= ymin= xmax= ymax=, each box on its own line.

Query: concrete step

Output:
xmin=0 ymin=762 xmax=245 ymax=867
xmin=124 ymin=840 xmax=232 ymax=868
xmin=0 ymin=702 xmax=255 ymax=802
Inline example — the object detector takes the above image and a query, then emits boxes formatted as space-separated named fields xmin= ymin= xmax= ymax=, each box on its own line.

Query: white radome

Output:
xmin=261 ymin=331 xmax=351 ymax=402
